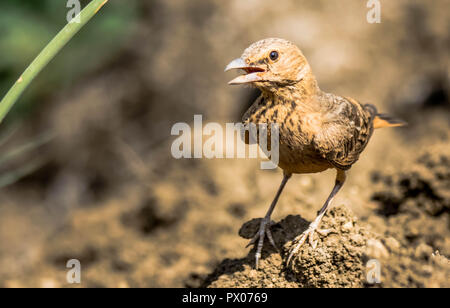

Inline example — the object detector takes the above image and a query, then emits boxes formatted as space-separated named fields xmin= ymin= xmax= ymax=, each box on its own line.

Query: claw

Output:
xmin=246 ymin=233 xmax=258 ymax=248
xmin=247 ymin=218 xmax=279 ymax=269
xmin=286 ymin=225 xmax=333 ymax=265
xmin=255 ymin=251 xmax=261 ymax=270
xmin=266 ymin=228 xmax=279 ymax=252
xmin=308 ymin=231 xmax=316 ymax=247
xmin=316 ymin=228 xmax=331 ymax=236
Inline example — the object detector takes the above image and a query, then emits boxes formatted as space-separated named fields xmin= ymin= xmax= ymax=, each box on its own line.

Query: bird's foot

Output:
xmin=286 ymin=222 xmax=331 ymax=265
xmin=246 ymin=217 xmax=279 ymax=269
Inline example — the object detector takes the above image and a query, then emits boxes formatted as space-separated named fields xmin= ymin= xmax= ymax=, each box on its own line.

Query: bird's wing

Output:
xmin=313 ymin=95 xmax=376 ymax=170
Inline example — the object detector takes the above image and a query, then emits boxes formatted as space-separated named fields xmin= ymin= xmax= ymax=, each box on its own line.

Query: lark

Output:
xmin=225 ymin=38 xmax=405 ymax=268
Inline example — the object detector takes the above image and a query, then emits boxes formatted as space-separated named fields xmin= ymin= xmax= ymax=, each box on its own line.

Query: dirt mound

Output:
xmin=204 ymin=206 xmax=380 ymax=287
xmin=204 ymin=198 xmax=449 ymax=288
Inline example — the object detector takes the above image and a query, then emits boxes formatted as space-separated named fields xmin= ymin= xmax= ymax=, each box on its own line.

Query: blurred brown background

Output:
xmin=0 ymin=0 xmax=448 ymax=287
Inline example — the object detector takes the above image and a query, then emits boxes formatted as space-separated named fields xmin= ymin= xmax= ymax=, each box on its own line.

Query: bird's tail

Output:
xmin=373 ymin=114 xmax=407 ymax=129
xmin=364 ymin=104 xmax=407 ymax=129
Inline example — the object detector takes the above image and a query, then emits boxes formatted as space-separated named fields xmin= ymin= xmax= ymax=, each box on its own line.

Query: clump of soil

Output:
xmin=203 ymin=206 xmax=382 ymax=288
xmin=366 ymin=147 xmax=450 ymax=287
xmin=371 ymin=147 xmax=450 ymax=257
xmin=371 ymin=148 xmax=449 ymax=220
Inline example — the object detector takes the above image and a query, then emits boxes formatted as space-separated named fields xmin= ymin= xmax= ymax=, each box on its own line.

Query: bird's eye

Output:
xmin=269 ymin=51 xmax=279 ymax=61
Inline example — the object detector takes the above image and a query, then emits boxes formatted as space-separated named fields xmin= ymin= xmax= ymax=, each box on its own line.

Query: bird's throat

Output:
xmin=260 ymin=70 xmax=320 ymax=103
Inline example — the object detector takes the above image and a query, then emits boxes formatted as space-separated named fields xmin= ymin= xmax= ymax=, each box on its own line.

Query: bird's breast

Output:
xmin=243 ymin=100 xmax=330 ymax=173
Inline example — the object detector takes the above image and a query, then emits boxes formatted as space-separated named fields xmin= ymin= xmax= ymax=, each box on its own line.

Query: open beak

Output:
xmin=224 ymin=58 xmax=265 ymax=85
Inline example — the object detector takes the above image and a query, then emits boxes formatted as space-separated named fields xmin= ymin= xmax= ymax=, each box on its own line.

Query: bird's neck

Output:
xmin=261 ymin=72 xmax=321 ymax=104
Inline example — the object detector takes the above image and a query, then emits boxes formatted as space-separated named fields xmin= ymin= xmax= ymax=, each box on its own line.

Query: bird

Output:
xmin=224 ymin=38 xmax=405 ymax=269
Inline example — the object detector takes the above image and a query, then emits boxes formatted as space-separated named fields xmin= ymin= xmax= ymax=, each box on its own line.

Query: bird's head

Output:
xmin=225 ymin=38 xmax=313 ymax=92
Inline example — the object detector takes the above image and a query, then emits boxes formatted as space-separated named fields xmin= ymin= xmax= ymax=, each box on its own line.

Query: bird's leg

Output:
xmin=247 ymin=172 xmax=291 ymax=269
xmin=287 ymin=169 xmax=346 ymax=265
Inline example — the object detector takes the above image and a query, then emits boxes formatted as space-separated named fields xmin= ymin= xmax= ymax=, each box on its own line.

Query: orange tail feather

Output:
xmin=373 ymin=114 xmax=407 ymax=129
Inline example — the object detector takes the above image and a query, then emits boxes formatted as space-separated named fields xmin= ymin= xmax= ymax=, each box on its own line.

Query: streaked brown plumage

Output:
xmin=225 ymin=38 xmax=405 ymax=268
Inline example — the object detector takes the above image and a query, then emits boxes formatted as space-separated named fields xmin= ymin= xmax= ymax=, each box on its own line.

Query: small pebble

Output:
xmin=384 ymin=237 xmax=400 ymax=252
xmin=366 ymin=239 xmax=389 ymax=259
xmin=342 ymin=221 xmax=353 ymax=233
xmin=414 ymin=243 xmax=433 ymax=260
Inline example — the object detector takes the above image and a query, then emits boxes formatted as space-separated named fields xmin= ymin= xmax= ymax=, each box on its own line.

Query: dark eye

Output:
xmin=269 ymin=50 xmax=278 ymax=61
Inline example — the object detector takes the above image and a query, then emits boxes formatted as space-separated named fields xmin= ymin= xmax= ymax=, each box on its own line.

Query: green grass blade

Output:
xmin=0 ymin=132 xmax=54 ymax=166
xmin=0 ymin=121 xmax=20 ymax=148
xmin=0 ymin=158 xmax=47 ymax=189
xmin=0 ymin=0 xmax=109 ymax=124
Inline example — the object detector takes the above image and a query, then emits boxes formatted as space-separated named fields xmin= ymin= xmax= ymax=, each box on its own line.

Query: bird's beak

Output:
xmin=224 ymin=58 xmax=265 ymax=85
